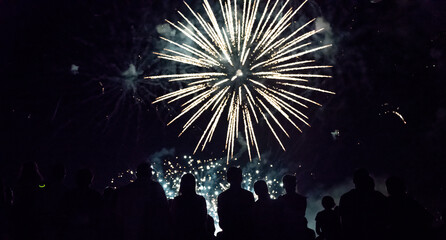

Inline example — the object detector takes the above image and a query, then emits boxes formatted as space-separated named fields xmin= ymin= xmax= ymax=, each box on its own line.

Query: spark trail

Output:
xmin=147 ymin=0 xmax=335 ymax=161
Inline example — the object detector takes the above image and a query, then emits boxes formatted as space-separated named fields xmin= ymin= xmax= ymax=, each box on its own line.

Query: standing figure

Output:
xmin=386 ymin=176 xmax=433 ymax=240
xmin=252 ymin=180 xmax=277 ymax=240
xmin=64 ymin=168 xmax=102 ymax=240
xmin=170 ymin=173 xmax=207 ymax=240
xmin=217 ymin=167 xmax=254 ymax=240
xmin=339 ymin=169 xmax=386 ymax=240
xmin=315 ymin=196 xmax=341 ymax=240
xmin=115 ymin=162 xmax=169 ymax=240
xmin=12 ymin=161 xmax=45 ymax=240
xmin=277 ymin=174 xmax=307 ymax=239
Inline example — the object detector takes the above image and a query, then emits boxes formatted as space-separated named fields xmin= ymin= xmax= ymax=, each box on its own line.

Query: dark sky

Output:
xmin=1 ymin=0 xmax=445 ymax=210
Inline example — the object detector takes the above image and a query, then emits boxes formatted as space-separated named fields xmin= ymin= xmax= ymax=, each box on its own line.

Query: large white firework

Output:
xmin=147 ymin=0 xmax=334 ymax=161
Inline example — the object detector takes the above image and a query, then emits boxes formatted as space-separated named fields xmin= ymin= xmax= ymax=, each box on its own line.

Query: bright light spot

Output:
xmin=70 ymin=64 xmax=79 ymax=75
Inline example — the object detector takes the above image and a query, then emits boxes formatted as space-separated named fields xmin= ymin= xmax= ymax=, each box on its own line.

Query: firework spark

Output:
xmin=147 ymin=0 xmax=334 ymax=161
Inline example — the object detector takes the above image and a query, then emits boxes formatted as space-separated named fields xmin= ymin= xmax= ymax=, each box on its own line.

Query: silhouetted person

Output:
xmin=100 ymin=187 xmax=118 ymax=240
xmin=217 ymin=167 xmax=254 ymax=240
xmin=252 ymin=180 xmax=276 ymax=240
xmin=12 ymin=161 xmax=45 ymax=240
xmin=115 ymin=162 xmax=169 ymax=240
xmin=385 ymin=176 xmax=433 ymax=240
xmin=0 ymin=177 xmax=11 ymax=240
xmin=434 ymin=209 xmax=446 ymax=240
xmin=339 ymin=169 xmax=386 ymax=240
xmin=303 ymin=218 xmax=316 ymax=240
xmin=277 ymin=174 xmax=307 ymax=239
xmin=64 ymin=168 xmax=102 ymax=240
xmin=315 ymin=196 xmax=341 ymax=240
xmin=41 ymin=163 xmax=68 ymax=240
xmin=170 ymin=173 xmax=207 ymax=240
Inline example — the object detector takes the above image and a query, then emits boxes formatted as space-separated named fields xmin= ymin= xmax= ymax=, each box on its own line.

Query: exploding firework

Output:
xmin=148 ymin=0 xmax=334 ymax=161
xmin=66 ymin=1 xmax=180 ymax=134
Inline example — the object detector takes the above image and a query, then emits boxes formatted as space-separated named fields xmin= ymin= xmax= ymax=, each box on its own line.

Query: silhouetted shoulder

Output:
xmin=150 ymin=180 xmax=166 ymax=194
xmin=315 ymin=211 xmax=323 ymax=221
xmin=373 ymin=190 xmax=386 ymax=199
xmin=115 ymin=181 xmax=137 ymax=196
xmin=219 ymin=188 xmax=254 ymax=203
xmin=195 ymin=194 xmax=206 ymax=205
xmin=217 ymin=189 xmax=229 ymax=200
xmin=173 ymin=193 xmax=206 ymax=204
xmin=278 ymin=192 xmax=306 ymax=204
xmin=339 ymin=189 xmax=356 ymax=208
xmin=340 ymin=189 xmax=356 ymax=199
xmin=242 ymin=188 xmax=255 ymax=200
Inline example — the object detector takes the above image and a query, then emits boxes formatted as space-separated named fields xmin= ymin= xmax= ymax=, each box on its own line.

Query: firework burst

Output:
xmin=147 ymin=0 xmax=334 ymax=161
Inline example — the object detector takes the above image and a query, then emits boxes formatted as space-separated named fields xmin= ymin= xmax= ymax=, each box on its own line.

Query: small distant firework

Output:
xmin=331 ymin=129 xmax=340 ymax=140
xmin=71 ymin=1 xmax=175 ymax=125
xmin=380 ymin=103 xmax=407 ymax=125
xmin=148 ymin=0 xmax=334 ymax=161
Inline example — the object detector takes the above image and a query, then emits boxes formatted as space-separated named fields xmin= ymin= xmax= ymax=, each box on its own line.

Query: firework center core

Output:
xmin=230 ymin=69 xmax=244 ymax=81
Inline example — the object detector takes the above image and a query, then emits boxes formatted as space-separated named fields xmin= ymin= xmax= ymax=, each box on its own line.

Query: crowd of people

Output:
xmin=0 ymin=161 xmax=445 ymax=240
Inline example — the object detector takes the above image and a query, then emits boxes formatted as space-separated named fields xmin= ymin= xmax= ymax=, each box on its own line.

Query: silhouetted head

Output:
xmin=303 ymin=217 xmax=308 ymax=226
xmin=50 ymin=163 xmax=66 ymax=184
xmin=254 ymin=180 xmax=269 ymax=199
xmin=136 ymin=162 xmax=152 ymax=179
xmin=353 ymin=168 xmax=371 ymax=190
xmin=227 ymin=167 xmax=242 ymax=186
xmin=386 ymin=176 xmax=406 ymax=196
xmin=18 ymin=161 xmax=43 ymax=186
xmin=365 ymin=175 xmax=375 ymax=191
xmin=283 ymin=175 xmax=296 ymax=193
xmin=322 ymin=196 xmax=336 ymax=210
xmin=75 ymin=168 xmax=93 ymax=188
xmin=179 ymin=173 xmax=196 ymax=196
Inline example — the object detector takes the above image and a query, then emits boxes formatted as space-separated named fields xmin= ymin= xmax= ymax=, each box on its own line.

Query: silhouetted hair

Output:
xmin=227 ymin=166 xmax=242 ymax=184
xmin=352 ymin=168 xmax=373 ymax=190
xmin=136 ymin=162 xmax=152 ymax=179
xmin=322 ymin=196 xmax=336 ymax=209
xmin=386 ymin=176 xmax=406 ymax=196
xmin=75 ymin=168 xmax=93 ymax=187
xmin=179 ymin=173 xmax=196 ymax=195
xmin=17 ymin=161 xmax=43 ymax=185
xmin=254 ymin=180 xmax=269 ymax=197
xmin=283 ymin=175 xmax=296 ymax=191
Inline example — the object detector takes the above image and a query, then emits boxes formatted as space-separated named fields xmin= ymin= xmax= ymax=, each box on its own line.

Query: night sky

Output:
xmin=1 ymin=0 xmax=446 ymax=215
